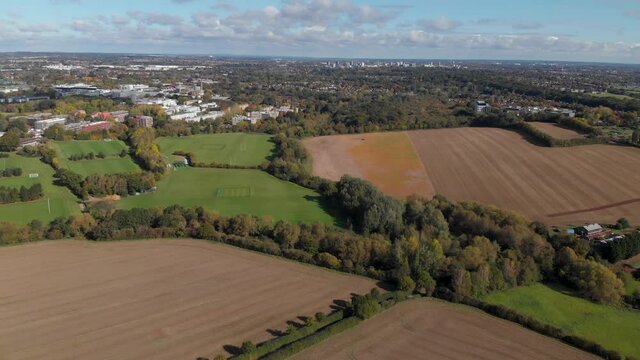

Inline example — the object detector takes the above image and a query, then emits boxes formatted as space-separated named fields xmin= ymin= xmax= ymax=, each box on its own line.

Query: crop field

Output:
xmin=294 ymin=298 xmax=595 ymax=360
xmin=117 ymin=168 xmax=335 ymax=224
xmin=51 ymin=140 xmax=139 ymax=177
xmin=304 ymin=132 xmax=435 ymax=199
xmin=484 ymin=284 xmax=640 ymax=358
xmin=155 ymin=133 xmax=274 ymax=166
xmin=306 ymin=128 xmax=640 ymax=225
xmin=0 ymin=154 xmax=78 ymax=224
xmin=529 ymin=122 xmax=585 ymax=140
xmin=0 ymin=239 xmax=376 ymax=360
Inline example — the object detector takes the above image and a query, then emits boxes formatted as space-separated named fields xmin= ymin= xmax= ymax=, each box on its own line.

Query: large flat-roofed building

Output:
xmin=34 ymin=117 xmax=66 ymax=130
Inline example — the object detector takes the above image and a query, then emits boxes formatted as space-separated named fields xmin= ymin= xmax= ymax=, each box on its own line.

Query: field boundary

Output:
xmin=548 ymin=198 xmax=640 ymax=217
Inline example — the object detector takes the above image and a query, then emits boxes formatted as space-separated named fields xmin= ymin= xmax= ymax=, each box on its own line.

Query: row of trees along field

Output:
xmin=0 ymin=183 xmax=43 ymax=204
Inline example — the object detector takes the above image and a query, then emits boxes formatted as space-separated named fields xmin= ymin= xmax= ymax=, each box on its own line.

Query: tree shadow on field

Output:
xmin=376 ymin=281 xmax=396 ymax=292
xmin=303 ymin=194 xmax=347 ymax=227
xmin=223 ymin=344 xmax=241 ymax=356
xmin=330 ymin=299 xmax=350 ymax=311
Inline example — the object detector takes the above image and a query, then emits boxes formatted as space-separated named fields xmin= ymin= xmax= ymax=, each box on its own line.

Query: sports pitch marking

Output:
xmin=215 ymin=186 xmax=253 ymax=198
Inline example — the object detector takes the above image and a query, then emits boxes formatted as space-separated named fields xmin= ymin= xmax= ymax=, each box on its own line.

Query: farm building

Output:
xmin=574 ymin=223 xmax=613 ymax=240
xmin=475 ymin=100 xmax=490 ymax=113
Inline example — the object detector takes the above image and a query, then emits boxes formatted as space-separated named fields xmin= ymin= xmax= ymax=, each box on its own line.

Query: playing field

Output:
xmin=529 ymin=122 xmax=585 ymax=140
xmin=155 ymin=133 xmax=274 ymax=166
xmin=0 ymin=239 xmax=377 ymax=360
xmin=0 ymin=154 xmax=79 ymax=224
xmin=483 ymin=284 xmax=640 ymax=358
xmin=117 ymin=168 xmax=335 ymax=224
xmin=294 ymin=298 xmax=595 ymax=360
xmin=51 ymin=140 xmax=140 ymax=177
xmin=306 ymin=128 xmax=640 ymax=225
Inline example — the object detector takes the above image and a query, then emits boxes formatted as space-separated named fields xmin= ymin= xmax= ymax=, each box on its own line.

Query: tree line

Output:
xmin=0 ymin=167 xmax=22 ymax=178
xmin=0 ymin=183 xmax=43 ymax=204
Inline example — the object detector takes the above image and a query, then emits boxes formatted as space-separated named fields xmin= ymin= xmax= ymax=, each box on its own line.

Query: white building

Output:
xmin=34 ymin=117 xmax=66 ymax=130
xmin=475 ymin=101 xmax=490 ymax=113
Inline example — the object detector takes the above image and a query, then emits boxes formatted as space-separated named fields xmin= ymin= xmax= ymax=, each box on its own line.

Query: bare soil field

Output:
xmin=304 ymin=132 xmax=435 ymax=199
xmin=0 ymin=240 xmax=376 ymax=360
xmin=529 ymin=122 xmax=585 ymax=140
xmin=294 ymin=299 xmax=596 ymax=360
xmin=306 ymin=128 xmax=640 ymax=225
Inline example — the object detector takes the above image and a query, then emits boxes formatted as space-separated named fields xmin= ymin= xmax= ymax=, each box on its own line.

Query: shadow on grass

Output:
xmin=303 ymin=194 xmax=347 ymax=228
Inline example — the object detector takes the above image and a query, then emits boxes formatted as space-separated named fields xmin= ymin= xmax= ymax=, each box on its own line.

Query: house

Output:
xmin=574 ymin=224 xmax=613 ymax=241
xmin=475 ymin=100 xmax=490 ymax=113
xmin=132 ymin=115 xmax=154 ymax=128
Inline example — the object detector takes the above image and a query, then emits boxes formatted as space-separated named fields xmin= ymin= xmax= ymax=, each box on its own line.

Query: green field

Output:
xmin=117 ymin=168 xmax=335 ymax=224
xmin=155 ymin=133 xmax=274 ymax=166
xmin=590 ymin=92 xmax=634 ymax=100
xmin=0 ymin=154 xmax=79 ymax=224
xmin=483 ymin=284 xmax=640 ymax=358
xmin=51 ymin=140 xmax=140 ymax=177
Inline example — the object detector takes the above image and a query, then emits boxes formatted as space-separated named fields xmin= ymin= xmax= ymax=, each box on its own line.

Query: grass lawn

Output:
xmin=117 ymin=167 xmax=335 ymax=224
xmin=155 ymin=133 xmax=274 ymax=166
xmin=483 ymin=283 xmax=640 ymax=358
xmin=591 ymin=92 xmax=634 ymax=100
xmin=51 ymin=140 xmax=140 ymax=177
xmin=0 ymin=154 xmax=79 ymax=224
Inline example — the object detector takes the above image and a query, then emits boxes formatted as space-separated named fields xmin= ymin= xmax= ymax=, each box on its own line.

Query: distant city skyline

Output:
xmin=1 ymin=0 xmax=639 ymax=63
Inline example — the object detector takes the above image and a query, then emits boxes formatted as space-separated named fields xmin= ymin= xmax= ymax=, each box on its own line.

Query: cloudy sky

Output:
xmin=2 ymin=0 xmax=640 ymax=63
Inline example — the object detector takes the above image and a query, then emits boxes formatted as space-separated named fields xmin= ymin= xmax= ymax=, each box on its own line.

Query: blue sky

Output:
xmin=1 ymin=0 xmax=639 ymax=63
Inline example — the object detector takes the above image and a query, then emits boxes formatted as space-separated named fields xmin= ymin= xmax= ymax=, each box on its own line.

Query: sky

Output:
xmin=1 ymin=0 xmax=640 ymax=63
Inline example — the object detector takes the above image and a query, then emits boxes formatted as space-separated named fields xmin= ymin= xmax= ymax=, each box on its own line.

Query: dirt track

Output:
xmin=294 ymin=299 xmax=596 ymax=360
xmin=305 ymin=128 xmax=640 ymax=225
xmin=0 ymin=240 xmax=376 ymax=360
xmin=529 ymin=122 xmax=585 ymax=139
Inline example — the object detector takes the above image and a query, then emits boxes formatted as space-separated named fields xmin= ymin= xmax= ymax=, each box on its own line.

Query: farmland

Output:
xmin=51 ymin=140 xmax=140 ymax=177
xmin=155 ymin=133 xmax=274 ymax=166
xmin=529 ymin=122 xmax=585 ymax=140
xmin=117 ymin=167 xmax=335 ymax=224
xmin=293 ymin=298 xmax=595 ymax=360
xmin=484 ymin=284 xmax=640 ymax=358
xmin=0 ymin=154 xmax=78 ymax=224
xmin=306 ymin=128 xmax=640 ymax=225
xmin=0 ymin=239 xmax=376 ymax=360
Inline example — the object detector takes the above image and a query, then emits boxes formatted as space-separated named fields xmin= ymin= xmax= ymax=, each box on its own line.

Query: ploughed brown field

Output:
xmin=0 ymin=240 xmax=376 ymax=360
xmin=529 ymin=122 xmax=585 ymax=140
xmin=305 ymin=128 xmax=640 ymax=225
xmin=294 ymin=299 xmax=596 ymax=360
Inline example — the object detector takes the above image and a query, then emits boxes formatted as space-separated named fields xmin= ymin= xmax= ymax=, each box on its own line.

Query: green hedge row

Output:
xmin=260 ymin=317 xmax=362 ymax=360
xmin=232 ymin=311 xmax=345 ymax=360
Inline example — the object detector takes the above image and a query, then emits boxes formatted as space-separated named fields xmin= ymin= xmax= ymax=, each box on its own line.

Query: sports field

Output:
xmin=294 ymin=298 xmax=595 ymax=360
xmin=155 ymin=133 xmax=274 ymax=166
xmin=483 ymin=284 xmax=640 ymax=358
xmin=117 ymin=168 xmax=335 ymax=224
xmin=0 ymin=239 xmax=376 ymax=360
xmin=51 ymin=140 xmax=140 ymax=177
xmin=305 ymin=128 xmax=640 ymax=225
xmin=0 ymin=154 xmax=79 ymax=224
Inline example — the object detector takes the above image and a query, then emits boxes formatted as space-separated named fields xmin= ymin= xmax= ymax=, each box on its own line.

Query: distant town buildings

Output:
xmin=34 ymin=117 xmax=66 ymax=130
xmin=475 ymin=100 xmax=490 ymax=113
xmin=132 ymin=115 xmax=154 ymax=128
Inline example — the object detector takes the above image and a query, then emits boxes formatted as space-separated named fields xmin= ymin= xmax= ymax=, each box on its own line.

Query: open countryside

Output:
xmin=306 ymin=128 xmax=640 ymax=225
xmin=117 ymin=168 xmax=335 ymax=224
xmin=0 ymin=154 xmax=78 ymax=224
xmin=293 ymin=299 xmax=595 ymax=360
xmin=51 ymin=140 xmax=140 ymax=177
xmin=483 ymin=284 xmax=640 ymax=358
xmin=0 ymin=239 xmax=377 ymax=360
xmin=155 ymin=133 xmax=274 ymax=166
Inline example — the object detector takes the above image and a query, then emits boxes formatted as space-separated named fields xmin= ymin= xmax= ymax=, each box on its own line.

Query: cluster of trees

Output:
xmin=0 ymin=167 xmax=22 ymax=178
xmin=0 ymin=128 xmax=22 ymax=152
xmin=68 ymin=152 xmax=106 ymax=161
xmin=0 ymin=183 xmax=43 ymax=204
xmin=128 ymin=127 xmax=165 ymax=173
xmin=53 ymin=168 xmax=155 ymax=199
xmin=597 ymin=233 xmax=640 ymax=263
